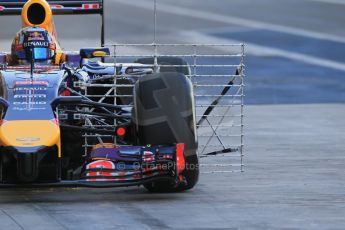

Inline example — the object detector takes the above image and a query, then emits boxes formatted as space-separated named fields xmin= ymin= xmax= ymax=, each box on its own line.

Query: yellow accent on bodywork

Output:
xmin=0 ymin=120 xmax=61 ymax=157
xmin=92 ymin=51 xmax=107 ymax=57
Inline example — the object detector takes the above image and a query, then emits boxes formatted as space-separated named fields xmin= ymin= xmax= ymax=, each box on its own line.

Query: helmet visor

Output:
xmin=33 ymin=47 xmax=50 ymax=60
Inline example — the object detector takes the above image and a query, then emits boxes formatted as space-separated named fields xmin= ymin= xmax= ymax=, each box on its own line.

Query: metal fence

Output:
xmin=74 ymin=44 xmax=245 ymax=173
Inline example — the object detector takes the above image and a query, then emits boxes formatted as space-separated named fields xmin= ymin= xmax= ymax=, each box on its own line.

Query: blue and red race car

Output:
xmin=0 ymin=0 xmax=243 ymax=192
xmin=0 ymin=0 xmax=201 ymax=192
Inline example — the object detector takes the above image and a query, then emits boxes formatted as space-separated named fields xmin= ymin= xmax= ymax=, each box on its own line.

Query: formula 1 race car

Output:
xmin=0 ymin=0 xmax=244 ymax=192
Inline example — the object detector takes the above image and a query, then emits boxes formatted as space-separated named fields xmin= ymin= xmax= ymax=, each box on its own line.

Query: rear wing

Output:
xmin=0 ymin=0 xmax=103 ymax=15
xmin=0 ymin=0 xmax=105 ymax=45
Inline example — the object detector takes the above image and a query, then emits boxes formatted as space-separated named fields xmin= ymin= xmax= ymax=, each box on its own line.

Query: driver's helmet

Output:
xmin=11 ymin=26 xmax=56 ymax=65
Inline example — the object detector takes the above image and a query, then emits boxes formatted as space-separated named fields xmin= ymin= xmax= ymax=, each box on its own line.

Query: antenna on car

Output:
xmin=153 ymin=0 xmax=158 ymax=73
xmin=30 ymin=47 xmax=34 ymax=80
xmin=153 ymin=0 xmax=157 ymax=44
xmin=101 ymin=0 xmax=105 ymax=47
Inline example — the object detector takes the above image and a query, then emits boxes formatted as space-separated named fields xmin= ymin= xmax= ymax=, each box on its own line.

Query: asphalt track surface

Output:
xmin=1 ymin=0 xmax=345 ymax=229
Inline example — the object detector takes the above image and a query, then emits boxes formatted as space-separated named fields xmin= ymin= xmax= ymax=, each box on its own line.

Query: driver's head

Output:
xmin=11 ymin=26 xmax=58 ymax=65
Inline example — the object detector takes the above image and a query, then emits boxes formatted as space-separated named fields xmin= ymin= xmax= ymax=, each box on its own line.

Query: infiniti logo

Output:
xmin=16 ymin=137 xmax=41 ymax=142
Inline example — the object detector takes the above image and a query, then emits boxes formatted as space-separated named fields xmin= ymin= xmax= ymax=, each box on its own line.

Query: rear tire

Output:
xmin=135 ymin=57 xmax=191 ymax=76
xmin=133 ymin=72 xmax=199 ymax=192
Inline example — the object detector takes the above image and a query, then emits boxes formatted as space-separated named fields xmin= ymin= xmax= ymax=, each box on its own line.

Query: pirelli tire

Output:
xmin=135 ymin=57 xmax=191 ymax=76
xmin=133 ymin=72 xmax=199 ymax=192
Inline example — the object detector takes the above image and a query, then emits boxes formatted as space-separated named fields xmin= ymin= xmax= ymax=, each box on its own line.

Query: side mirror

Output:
xmin=51 ymin=96 xmax=83 ymax=110
xmin=80 ymin=48 xmax=110 ymax=59
xmin=0 ymin=97 xmax=9 ymax=110
xmin=0 ymin=97 xmax=9 ymax=115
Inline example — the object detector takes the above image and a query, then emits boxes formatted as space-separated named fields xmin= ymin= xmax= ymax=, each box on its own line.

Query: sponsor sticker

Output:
xmin=23 ymin=41 xmax=49 ymax=48
xmin=13 ymin=101 xmax=47 ymax=105
xmin=16 ymin=137 xmax=41 ymax=142
xmin=28 ymin=32 xmax=45 ymax=41
xmin=51 ymin=5 xmax=64 ymax=9
xmin=143 ymin=151 xmax=155 ymax=162
xmin=82 ymin=4 xmax=100 ymax=9
xmin=86 ymin=160 xmax=116 ymax=178
xmin=14 ymin=80 xmax=49 ymax=86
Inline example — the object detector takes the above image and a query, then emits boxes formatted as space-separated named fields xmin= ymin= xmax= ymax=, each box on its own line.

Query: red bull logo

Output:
xmin=86 ymin=160 xmax=116 ymax=179
xmin=28 ymin=32 xmax=45 ymax=41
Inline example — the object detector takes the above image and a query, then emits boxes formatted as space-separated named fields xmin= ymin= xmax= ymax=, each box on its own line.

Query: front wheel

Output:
xmin=143 ymin=155 xmax=199 ymax=192
xmin=133 ymin=72 xmax=199 ymax=192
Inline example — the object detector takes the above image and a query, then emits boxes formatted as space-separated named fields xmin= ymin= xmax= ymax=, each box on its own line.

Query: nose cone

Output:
xmin=0 ymin=120 xmax=60 ymax=148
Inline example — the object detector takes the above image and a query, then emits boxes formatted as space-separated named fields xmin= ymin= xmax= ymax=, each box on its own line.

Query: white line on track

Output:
xmin=114 ymin=0 xmax=345 ymax=44
xmin=304 ymin=0 xmax=345 ymax=5
xmin=181 ymin=31 xmax=345 ymax=72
